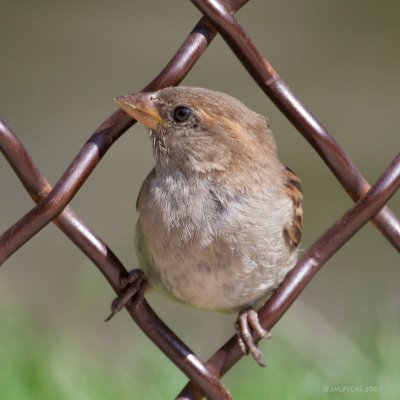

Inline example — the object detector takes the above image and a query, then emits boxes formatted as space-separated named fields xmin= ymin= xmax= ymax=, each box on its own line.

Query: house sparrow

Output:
xmin=111 ymin=87 xmax=303 ymax=366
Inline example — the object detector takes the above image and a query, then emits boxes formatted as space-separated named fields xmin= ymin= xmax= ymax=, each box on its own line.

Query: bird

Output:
xmin=111 ymin=86 xmax=303 ymax=366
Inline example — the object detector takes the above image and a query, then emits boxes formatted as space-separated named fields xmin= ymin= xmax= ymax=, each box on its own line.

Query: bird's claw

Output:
xmin=105 ymin=269 xmax=147 ymax=322
xmin=235 ymin=307 xmax=271 ymax=367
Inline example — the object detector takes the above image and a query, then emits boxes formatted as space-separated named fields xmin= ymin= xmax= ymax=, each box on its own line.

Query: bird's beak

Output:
xmin=114 ymin=92 xmax=167 ymax=129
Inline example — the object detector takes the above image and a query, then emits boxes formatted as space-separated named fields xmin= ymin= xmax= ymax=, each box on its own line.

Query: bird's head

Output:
xmin=115 ymin=86 xmax=278 ymax=178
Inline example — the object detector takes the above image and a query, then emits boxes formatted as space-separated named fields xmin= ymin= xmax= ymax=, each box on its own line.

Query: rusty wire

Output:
xmin=0 ymin=0 xmax=399 ymax=399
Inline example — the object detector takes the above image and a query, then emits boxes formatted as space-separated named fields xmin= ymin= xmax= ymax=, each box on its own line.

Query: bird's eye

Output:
xmin=172 ymin=106 xmax=192 ymax=123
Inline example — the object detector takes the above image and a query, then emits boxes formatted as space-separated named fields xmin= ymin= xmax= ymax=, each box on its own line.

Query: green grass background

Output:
xmin=1 ymin=1 xmax=399 ymax=399
xmin=0 ymin=305 xmax=399 ymax=399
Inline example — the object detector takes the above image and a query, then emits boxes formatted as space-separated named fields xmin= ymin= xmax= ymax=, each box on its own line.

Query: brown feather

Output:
xmin=283 ymin=167 xmax=303 ymax=249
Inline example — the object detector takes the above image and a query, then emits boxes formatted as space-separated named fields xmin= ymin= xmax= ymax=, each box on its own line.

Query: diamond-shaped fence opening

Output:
xmin=0 ymin=1 xmax=399 ymax=399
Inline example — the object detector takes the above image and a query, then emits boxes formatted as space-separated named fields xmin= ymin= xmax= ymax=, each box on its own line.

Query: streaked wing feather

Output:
xmin=283 ymin=167 xmax=303 ymax=249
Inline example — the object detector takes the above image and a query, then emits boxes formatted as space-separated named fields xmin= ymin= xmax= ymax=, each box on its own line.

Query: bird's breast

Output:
xmin=137 ymin=173 xmax=296 ymax=311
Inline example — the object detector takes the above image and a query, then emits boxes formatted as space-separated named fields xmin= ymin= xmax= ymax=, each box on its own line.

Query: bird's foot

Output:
xmin=235 ymin=307 xmax=271 ymax=367
xmin=105 ymin=269 xmax=147 ymax=322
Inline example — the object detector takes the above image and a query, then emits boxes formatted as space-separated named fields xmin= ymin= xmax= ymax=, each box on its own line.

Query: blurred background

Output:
xmin=1 ymin=1 xmax=399 ymax=399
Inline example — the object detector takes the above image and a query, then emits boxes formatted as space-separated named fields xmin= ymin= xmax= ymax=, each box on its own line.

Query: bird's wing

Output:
xmin=134 ymin=167 xmax=156 ymax=275
xmin=136 ymin=167 xmax=156 ymax=211
xmin=283 ymin=167 xmax=303 ymax=249
xmin=134 ymin=220 xmax=154 ymax=275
